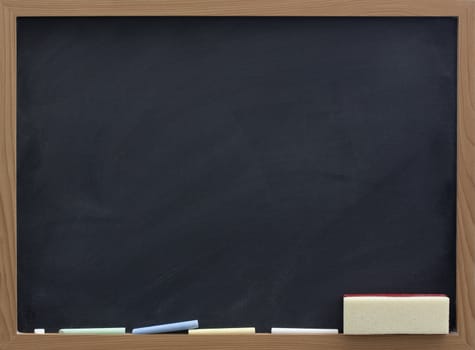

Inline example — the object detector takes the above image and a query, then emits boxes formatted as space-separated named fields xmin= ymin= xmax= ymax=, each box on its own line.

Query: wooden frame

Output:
xmin=0 ymin=0 xmax=474 ymax=349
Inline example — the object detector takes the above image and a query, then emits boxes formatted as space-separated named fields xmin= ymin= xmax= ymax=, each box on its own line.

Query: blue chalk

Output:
xmin=132 ymin=320 xmax=199 ymax=334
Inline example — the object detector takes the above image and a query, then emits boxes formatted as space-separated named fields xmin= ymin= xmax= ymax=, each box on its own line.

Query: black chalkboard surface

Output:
xmin=17 ymin=17 xmax=457 ymax=333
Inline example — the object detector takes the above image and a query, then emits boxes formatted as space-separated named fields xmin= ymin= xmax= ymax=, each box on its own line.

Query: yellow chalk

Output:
xmin=188 ymin=327 xmax=255 ymax=335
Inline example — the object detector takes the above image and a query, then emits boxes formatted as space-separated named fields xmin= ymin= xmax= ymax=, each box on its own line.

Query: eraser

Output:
xmin=271 ymin=328 xmax=338 ymax=334
xmin=343 ymin=294 xmax=449 ymax=334
xmin=34 ymin=329 xmax=45 ymax=334
xmin=59 ymin=327 xmax=126 ymax=335
xmin=189 ymin=327 xmax=255 ymax=335
xmin=132 ymin=320 xmax=198 ymax=334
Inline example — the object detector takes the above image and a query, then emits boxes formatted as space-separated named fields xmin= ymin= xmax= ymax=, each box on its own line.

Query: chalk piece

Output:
xmin=271 ymin=328 xmax=338 ymax=334
xmin=34 ymin=329 xmax=45 ymax=334
xmin=189 ymin=327 xmax=255 ymax=335
xmin=59 ymin=328 xmax=126 ymax=335
xmin=343 ymin=294 xmax=449 ymax=334
xmin=132 ymin=320 xmax=199 ymax=334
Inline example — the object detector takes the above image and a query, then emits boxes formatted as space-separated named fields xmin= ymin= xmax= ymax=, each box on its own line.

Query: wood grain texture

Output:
xmin=0 ymin=0 xmax=16 ymax=349
xmin=457 ymin=1 xmax=475 ymax=349
xmin=1 ymin=0 xmax=474 ymax=349
xmin=1 ymin=0 xmax=472 ymax=16
xmin=3 ymin=334 xmax=472 ymax=350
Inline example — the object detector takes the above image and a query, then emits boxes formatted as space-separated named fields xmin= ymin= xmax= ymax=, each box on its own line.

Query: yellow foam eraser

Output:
xmin=189 ymin=327 xmax=255 ymax=335
xmin=343 ymin=294 xmax=449 ymax=335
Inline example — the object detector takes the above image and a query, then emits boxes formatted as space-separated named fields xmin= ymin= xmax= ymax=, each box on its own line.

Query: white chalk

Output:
xmin=343 ymin=294 xmax=449 ymax=334
xmin=189 ymin=327 xmax=255 ymax=335
xmin=59 ymin=327 xmax=126 ymax=335
xmin=34 ymin=329 xmax=45 ymax=334
xmin=271 ymin=328 xmax=338 ymax=334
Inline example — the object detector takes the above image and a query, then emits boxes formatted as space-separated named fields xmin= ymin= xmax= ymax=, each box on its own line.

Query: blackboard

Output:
xmin=17 ymin=17 xmax=457 ymax=333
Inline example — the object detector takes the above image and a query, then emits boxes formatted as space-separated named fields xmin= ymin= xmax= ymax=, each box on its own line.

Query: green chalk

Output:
xmin=59 ymin=328 xmax=126 ymax=335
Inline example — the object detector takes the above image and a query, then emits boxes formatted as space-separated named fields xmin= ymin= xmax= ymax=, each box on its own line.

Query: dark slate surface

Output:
xmin=17 ymin=17 xmax=457 ymax=333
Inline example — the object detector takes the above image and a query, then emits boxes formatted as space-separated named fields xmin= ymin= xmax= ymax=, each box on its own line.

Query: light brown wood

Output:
xmin=1 ymin=0 xmax=474 ymax=349
xmin=3 ymin=334 xmax=473 ymax=350
xmin=457 ymin=1 xmax=475 ymax=349
xmin=0 ymin=0 xmax=16 ymax=349
xmin=0 ymin=0 xmax=472 ymax=16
